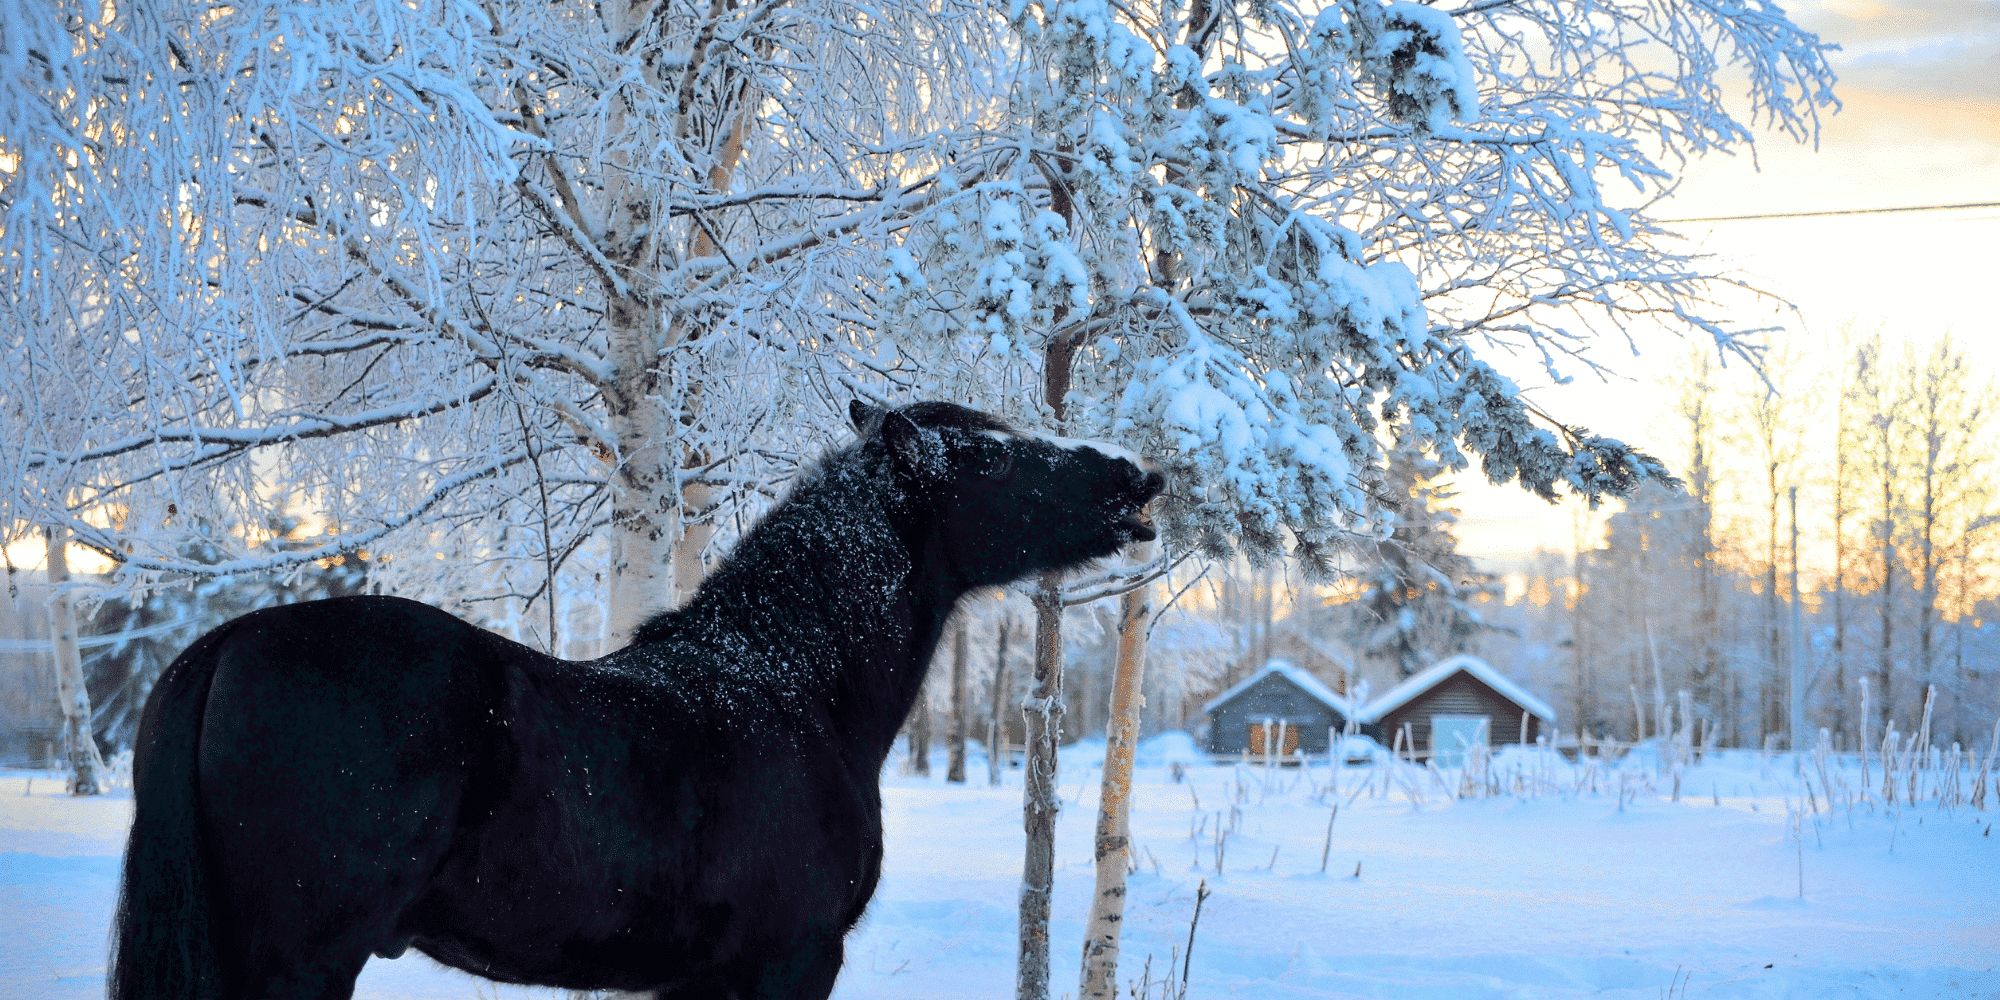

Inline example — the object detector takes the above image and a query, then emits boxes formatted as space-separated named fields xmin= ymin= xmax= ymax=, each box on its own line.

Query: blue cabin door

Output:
xmin=1428 ymin=714 xmax=1489 ymax=767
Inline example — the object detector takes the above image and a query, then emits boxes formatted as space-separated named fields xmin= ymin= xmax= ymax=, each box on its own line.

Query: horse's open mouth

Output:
xmin=1116 ymin=469 xmax=1165 ymax=543
xmin=1117 ymin=514 xmax=1157 ymax=543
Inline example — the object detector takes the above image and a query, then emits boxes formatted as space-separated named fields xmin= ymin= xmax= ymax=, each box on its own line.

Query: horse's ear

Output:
xmin=881 ymin=410 xmax=947 ymax=478
xmin=850 ymin=400 xmax=887 ymax=434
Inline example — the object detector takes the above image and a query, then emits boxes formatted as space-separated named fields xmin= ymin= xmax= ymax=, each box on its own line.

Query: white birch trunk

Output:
xmin=601 ymin=0 xmax=764 ymax=632
xmin=45 ymin=528 xmax=105 ymax=795
xmin=604 ymin=324 xmax=678 ymax=643
xmin=597 ymin=0 xmax=677 ymax=643
xmin=908 ymin=671 xmax=933 ymax=777
xmin=1079 ymin=538 xmax=1153 ymax=999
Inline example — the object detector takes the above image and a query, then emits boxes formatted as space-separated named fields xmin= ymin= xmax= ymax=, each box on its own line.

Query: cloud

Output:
xmin=1794 ymin=0 xmax=2000 ymax=100
xmin=1798 ymin=0 xmax=2000 ymax=46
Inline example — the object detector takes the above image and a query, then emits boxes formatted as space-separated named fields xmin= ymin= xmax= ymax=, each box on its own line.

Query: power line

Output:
xmin=1662 ymin=200 xmax=2000 ymax=224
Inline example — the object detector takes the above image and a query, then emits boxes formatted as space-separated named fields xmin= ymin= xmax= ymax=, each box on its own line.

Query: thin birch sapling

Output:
xmin=45 ymin=528 xmax=106 ymax=795
xmin=1080 ymin=534 xmax=1154 ymax=1000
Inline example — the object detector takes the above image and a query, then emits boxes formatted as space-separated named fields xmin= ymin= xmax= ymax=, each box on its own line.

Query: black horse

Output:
xmin=111 ymin=400 xmax=1163 ymax=1000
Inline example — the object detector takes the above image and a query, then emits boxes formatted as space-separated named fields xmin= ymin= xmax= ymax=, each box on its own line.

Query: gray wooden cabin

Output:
xmin=1201 ymin=660 xmax=1353 ymax=757
xmin=1355 ymin=655 xmax=1555 ymax=764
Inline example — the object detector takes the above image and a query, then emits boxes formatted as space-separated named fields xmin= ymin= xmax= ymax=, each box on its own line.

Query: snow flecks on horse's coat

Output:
xmin=111 ymin=400 xmax=1163 ymax=1000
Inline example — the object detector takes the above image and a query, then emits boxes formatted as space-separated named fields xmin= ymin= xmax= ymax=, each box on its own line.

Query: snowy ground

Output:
xmin=4 ymin=736 xmax=1995 ymax=999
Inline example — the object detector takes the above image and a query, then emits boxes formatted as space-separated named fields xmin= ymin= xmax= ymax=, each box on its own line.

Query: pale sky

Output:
xmin=1448 ymin=0 xmax=2000 ymax=569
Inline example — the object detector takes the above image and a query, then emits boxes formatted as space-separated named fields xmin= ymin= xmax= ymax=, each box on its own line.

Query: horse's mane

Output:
xmin=627 ymin=402 xmax=1015 ymax=648
xmin=891 ymin=401 xmax=1014 ymax=435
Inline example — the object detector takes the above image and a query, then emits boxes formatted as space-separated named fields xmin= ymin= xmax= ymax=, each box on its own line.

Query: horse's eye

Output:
xmin=981 ymin=446 xmax=1015 ymax=481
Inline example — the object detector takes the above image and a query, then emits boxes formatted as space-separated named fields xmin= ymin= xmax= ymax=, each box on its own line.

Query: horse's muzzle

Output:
xmin=1118 ymin=469 xmax=1166 ymax=541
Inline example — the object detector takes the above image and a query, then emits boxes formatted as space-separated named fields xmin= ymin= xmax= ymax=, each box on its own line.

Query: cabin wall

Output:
xmin=1367 ymin=673 xmax=1545 ymax=754
xmin=1204 ymin=675 xmax=1344 ymax=755
xmin=0 ymin=580 xmax=59 ymax=768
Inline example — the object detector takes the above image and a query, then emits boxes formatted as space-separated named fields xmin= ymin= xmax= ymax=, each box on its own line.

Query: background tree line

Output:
xmin=940 ymin=325 xmax=1997 ymax=758
xmin=1474 ymin=329 xmax=1999 ymax=753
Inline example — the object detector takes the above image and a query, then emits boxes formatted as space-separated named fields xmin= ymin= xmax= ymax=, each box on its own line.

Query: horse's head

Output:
xmin=851 ymin=400 xmax=1165 ymax=589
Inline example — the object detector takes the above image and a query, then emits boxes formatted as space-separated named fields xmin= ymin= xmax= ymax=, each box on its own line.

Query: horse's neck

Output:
xmin=685 ymin=480 xmax=958 ymax=753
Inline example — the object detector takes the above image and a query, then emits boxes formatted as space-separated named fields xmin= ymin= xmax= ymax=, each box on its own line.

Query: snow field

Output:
xmin=3 ymin=734 xmax=1995 ymax=999
xmin=849 ymin=737 xmax=1998 ymax=999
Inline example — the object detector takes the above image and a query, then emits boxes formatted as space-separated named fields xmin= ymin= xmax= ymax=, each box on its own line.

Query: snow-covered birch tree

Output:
xmin=2 ymin=0 xmax=999 ymax=634
xmin=43 ymin=527 xmax=107 ymax=795
xmin=1846 ymin=334 xmax=1908 ymax=733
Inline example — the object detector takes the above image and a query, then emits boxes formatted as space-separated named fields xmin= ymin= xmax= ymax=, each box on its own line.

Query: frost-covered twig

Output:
xmin=63 ymin=450 xmax=530 ymax=580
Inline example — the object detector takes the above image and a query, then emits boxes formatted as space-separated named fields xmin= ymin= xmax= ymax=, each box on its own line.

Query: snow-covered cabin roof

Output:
xmin=1353 ymin=655 xmax=1555 ymax=724
xmin=1201 ymin=660 xmax=1353 ymax=717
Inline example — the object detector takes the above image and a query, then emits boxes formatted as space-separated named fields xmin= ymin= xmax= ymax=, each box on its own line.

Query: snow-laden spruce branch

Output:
xmin=873 ymin=0 xmax=1831 ymax=578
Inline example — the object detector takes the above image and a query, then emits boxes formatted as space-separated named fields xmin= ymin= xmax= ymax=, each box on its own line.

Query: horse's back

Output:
xmin=198 ymin=595 xmax=514 ymax=783
xmin=192 ymin=595 xmax=519 ymax=994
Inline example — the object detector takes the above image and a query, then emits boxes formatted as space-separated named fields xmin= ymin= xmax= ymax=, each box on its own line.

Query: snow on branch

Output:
xmin=22 ymin=377 xmax=503 ymax=473
xmin=1056 ymin=547 xmax=1195 ymax=607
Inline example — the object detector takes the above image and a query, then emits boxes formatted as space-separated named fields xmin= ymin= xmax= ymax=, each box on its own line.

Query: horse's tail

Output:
xmin=110 ymin=623 xmax=238 ymax=1000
